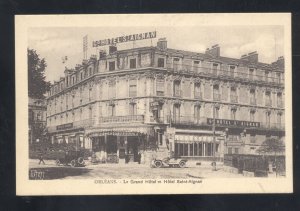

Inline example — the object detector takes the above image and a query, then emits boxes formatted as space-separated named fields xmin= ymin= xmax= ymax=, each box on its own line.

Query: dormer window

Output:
xmin=212 ymin=63 xmax=219 ymax=75
xmin=229 ymin=65 xmax=235 ymax=77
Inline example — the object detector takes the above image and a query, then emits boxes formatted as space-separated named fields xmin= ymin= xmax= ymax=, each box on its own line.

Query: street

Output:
xmin=29 ymin=159 xmax=243 ymax=180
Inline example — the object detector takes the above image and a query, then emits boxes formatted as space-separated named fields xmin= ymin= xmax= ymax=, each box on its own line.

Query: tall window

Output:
xmin=277 ymin=72 xmax=281 ymax=84
xmin=277 ymin=92 xmax=283 ymax=108
xmin=173 ymin=104 xmax=180 ymax=123
xmin=89 ymin=67 xmax=92 ymax=76
xmin=277 ymin=113 xmax=282 ymax=126
xmin=230 ymin=87 xmax=238 ymax=103
xmin=130 ymin=58 xmax=137 ymax=69
xmin=265 ymin=71 xmax=269 ymax=82
xmin=265 ymin=91 xmax=271 ymax=106
xmin=173 ymin=80 xmax=181 ymax=97
xmin=129 ymin=103 xmax=137 ymax=115
xmin=249 ymin=68 xmax=254 ymax=80
xmin=194 ymin=106 xmax=200 ymax=123
xmin=109 ymin=104 xmax=115 ymax=116
xmin=193 ymin=61 xmax=200 ymax=73
xmin=129 ymin=79 xmax=137 ymax=97
xmin=109 ymin=61 xmax=115 ymax=71
xmin=231 ymin=109 xmax=236 ymax=120
xmin=250 ymin=89 xmax=256 ymax=105
xmin=230 ymin=66 xmax=235 ymax=77
xmin=212 ymin=63 xmax=218 ymax=75
xmin=250 ymin=110 xmax=255 ymax=122
xmin=173 ymin=58 xmax=180 ymax=71
xmin=156 ymin=78 xmax=164 ymax=96
xmin=194 ymin=83 xmax=201 ymax=99
xmin=266 ymin=112 xmax=271 ymax=127
xmin=158 ymin=58 xmax=165 ymax=68
xmin=214 ymin=107 xmax=219 ymax=119
xmin=108 ymin=81 xmax=116 ymax=99
xmin=213 ymin=84 xmax=220 ymax=101
xmin=80 ymin=72 xmax=83 ymax=80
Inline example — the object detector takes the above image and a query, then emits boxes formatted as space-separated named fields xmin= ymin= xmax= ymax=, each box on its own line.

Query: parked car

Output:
xmin=55 ymin=150 xmax=85 ymax=167
xmin=150 ymin=157 xmax=187 ymax=168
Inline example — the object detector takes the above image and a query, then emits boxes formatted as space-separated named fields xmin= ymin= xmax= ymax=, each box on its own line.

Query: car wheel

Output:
xmin=70 ymin=160 xmax=76 ymax=167
xmin=179 ymin=161 xmax=186 ymax=168
xmin=155 ymin=160 xmax=162 ymax=168
xmin=55 ymin=159 xmax=60 ymax=166
xmin=77 ymin=157 xmax=84 ymax=165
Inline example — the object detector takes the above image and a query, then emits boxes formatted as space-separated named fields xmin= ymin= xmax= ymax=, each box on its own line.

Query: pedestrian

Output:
xmin=38 ymin=151 xmax=45 ymax=165
xmin=138 ymin=152 xmax=141 ymax=164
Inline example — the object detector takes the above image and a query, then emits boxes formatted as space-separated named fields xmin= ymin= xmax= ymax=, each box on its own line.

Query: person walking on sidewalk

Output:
xmin=38 ymin=150 xmax=45 ymax=165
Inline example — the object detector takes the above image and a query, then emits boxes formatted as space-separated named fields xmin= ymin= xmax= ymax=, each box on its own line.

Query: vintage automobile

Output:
xmin=150 ymin=157 xmax=187 ymax=168
xmin=55 ymin=150 xmax=85 ymax=167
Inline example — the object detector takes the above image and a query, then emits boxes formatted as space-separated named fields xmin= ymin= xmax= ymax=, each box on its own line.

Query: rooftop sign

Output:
xmin=92 ymin=31 xmax=157 ymax=47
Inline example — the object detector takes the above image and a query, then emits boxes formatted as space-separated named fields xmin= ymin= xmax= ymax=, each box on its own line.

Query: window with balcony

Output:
xmin=129 ymin=103 xmax=137 ymax=115
xmin=213 ymin=84 xmax=220 ymax=101
xmin=250 ymin=89 xmax=256 ymax=105
xmin=156 ymin=78 xmax=164 ymax=96
xmin=130 ymin=58 xmax=137 ymax=69
xmin=230 ymin=65 xmax=235 ymax=77
xmin=230 ymin=87 xmax=238 ymax=103
xmin=109 ymin=61 xmax=115 ymax=71
xmin=158 ymin=58 xmax=165 ymax=68
xmin=108 ymin=81 xmax=116 ymax=99
xmin=249 ymin=68 xmax=254 ymax=80
xmin=194 ymin=83 xmax=201 ymax=99
xmin=173 ymin=80 xmax=181 ymax=97
xmin=212 ymin=63 xmax=218 ymax=75
xmin=129 ymin=79 xmax=137 ymax=97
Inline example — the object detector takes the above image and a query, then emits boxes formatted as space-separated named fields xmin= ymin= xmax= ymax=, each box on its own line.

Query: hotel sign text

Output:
xmin=92 ymin=31 xmax=157 ymax=47
xmin=56 ymin=123 xmax=73 ymax=130
xmin=207 ymin=118 xmax=260 ymax=128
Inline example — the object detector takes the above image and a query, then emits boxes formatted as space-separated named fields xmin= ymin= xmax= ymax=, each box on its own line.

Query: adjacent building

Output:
xmin=46 ymin=38 xmax=285 ymax=164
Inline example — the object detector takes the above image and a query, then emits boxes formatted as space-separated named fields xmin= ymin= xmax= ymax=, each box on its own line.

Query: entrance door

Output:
xmin=127 ymin=136 xmax=139 ymax=162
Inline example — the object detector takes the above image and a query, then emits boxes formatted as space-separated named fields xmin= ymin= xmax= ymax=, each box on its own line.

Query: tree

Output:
xmin=28 ymin=49 xmax=51 ymax=99
xmin=257 ymin=137 xmax=285 ymax=176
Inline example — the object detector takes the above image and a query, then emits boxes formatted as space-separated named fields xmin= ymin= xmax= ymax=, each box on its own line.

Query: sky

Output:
xmin=28 ymin=26 xmax=284 ymax=83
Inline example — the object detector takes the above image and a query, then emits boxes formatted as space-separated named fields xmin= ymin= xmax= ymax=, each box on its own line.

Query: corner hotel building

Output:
xmin=46 ymin=38 xmax=285 ymax=164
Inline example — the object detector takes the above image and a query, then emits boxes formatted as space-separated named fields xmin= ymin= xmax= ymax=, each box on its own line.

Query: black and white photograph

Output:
xmin=15 ymin=14 xmax=292 ymax=195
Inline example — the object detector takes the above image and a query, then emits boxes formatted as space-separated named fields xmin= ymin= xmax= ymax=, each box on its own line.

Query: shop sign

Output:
xmin=93 ymin=31 xmax=157 ymax=47
xmin=207 ymin=118 xmax=260 ymax=128
xmin=56 ymin=123 xmax=73 ymax=130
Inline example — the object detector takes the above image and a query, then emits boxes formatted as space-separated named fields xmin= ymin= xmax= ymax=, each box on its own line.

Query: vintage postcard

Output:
xmin=15 ymin=13 xmax=292 ymax=195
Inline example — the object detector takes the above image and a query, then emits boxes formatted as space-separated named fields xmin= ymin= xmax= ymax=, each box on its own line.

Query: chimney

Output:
xmin=157 ymin=38 xmax=167 ymax=50
xmin=109 ymin=45 xmax=117 ymax=54
xmin=277 ymin=56 xmax=284 ymax=69
xmin=241 ymin=51 xmax=258 ymax=63
xmin=205 ymin=44 xmax=220 ymax=57
xmin=99 ymin=50 xmax=107 ymax=59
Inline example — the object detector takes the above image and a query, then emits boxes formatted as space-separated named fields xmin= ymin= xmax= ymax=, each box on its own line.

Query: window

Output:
xmin=231 ymin=109 xmax=236 ymax=120
xmin=173 ymin=58 xmax=180 ymax=71
xmin=129 ymin=79 xmax=137 ymax=97
xmin=212 ymin=63 xmax=218 ymax=75
xmin=228 ymin=147 xmax=232 ymax=154
xmin=234 ymin=148 xmax=239 ymax=154
xmin=265 ymin=91 xmax=271 ymax=106
xmin=265 ymin=71 xmax=269 ymax=82
xmin=277 ymin=113 xmax=282 ymax=125
xmin=158 ymin=58 xmax=165 ymax=68
xmin=277 ymin=72 xmax=281 ymax=83
xmin=173 ymin=104 xmax=180 ymax=123
xmin=249 ymin=68 xmax=254 ymax=80
xmin=173 ymin=80 xmax=181 ymax=97
xmin=266 ymin=112 xmax=271 ymax=127
xmin=193 ymin=61 xmax=200 ymax=72
xmin=277 ymin=93 xmax=283 ymax=107
xmin=80 ymin=72 xmax=83 ymax=80
xmin=72 ymin=76 xmax=75 ymax=85
xmin=108 ymin=81 xmax=116 ymax=99
xmin=156 ymin=78 xmax=164 ymax=96
xmin=250 ymin=111 xmax=255 ymax=122
xmin=213 ymin=84 xmax=220 ymax=101
xmin=194 ymin=106 xmax=200 ymax=123
xmin=194 ymin=83 xmax=201 ymax=99
xmin=109 ymin=61 xmax=115 ymax=71
xmin=228 ymin=135 xmax=239 ymax=142
xmin=129 ymin=103 xmax=137 ymax=115
xmin=230 ymin=66 xmax=235 ymax=77
xmin=214 ymin=107 xmax=219 ymax=119
xmin=230 ymin=87 xmax=238 ymax=103
xmin=250 ymin=89 xmax=256 ymax=105
xmin=89 ymin=67 xmax=92 ymax=76
xmin=109 ymin=105 xmax=115 ymax=116
xmin=130 ymin=58 xmax=137 ymax=69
